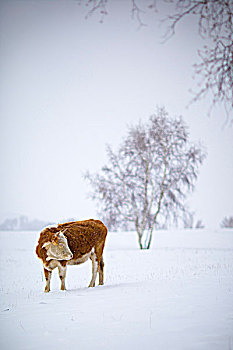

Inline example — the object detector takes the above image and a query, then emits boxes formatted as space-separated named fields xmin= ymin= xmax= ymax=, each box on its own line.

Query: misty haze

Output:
xmin=0 ymin=1 xmax=233 ymax=350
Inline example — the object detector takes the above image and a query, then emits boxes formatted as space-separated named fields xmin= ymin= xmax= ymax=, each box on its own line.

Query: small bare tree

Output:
xmin=195 ymin=219 xmax=205 ymax=229
xmin=220 ymin=216 xmax=233 ymax=228
xmin=183 ymin=211 xmax=205 ymax=229
xmin=85 ymin=107 xmax=205 ymax=249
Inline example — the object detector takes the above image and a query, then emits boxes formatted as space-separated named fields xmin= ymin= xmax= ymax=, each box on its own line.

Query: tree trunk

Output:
xmin=136 ymin=158 xmax=167 ymax=249
xmin=146 ymin=229 xmax=153 ymax=249
xmin=137 ymin=229 xmax=152 ymax=249
xmin=137 ymin=231 xmax=143 ymax=250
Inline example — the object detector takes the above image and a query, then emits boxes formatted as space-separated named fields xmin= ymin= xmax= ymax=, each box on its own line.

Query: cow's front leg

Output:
xmin=89 ymin=252 xmax=98 ymax=287
xmin=44 ymin=268 xmax=52 ymax=293
xmin=58 ymin=263 xmax=67 ymax=291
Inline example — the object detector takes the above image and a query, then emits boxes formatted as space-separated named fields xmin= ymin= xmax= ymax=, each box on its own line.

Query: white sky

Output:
xmin=0 ymin=0 xmax=232 ymax=228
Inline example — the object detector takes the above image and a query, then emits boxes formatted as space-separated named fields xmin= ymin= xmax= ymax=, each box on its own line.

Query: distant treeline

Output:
xmin=0 ymin=216 xmax=75 ymax=231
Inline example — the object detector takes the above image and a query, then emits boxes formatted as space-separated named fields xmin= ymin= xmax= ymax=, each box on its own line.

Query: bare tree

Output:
xmin=85 ymin=107 xmax=205 ymax=249
xmin=164 ymin=0 xmax=233 ymax=120
xmin=78 ymin=0 xmax=157 ymax=26
xmin=80 ymin=0 xmax=233 ymax=121
xmin=220 ymin=216 xmax=233 ymax=228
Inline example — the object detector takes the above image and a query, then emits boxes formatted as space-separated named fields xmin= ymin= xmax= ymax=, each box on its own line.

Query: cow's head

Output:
xmin=42 ymin=231 xmax=73 ymax=261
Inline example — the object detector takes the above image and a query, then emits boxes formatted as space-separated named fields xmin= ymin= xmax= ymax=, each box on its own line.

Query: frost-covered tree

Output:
xmin=220 ymin=216 xmax=233 ymax=228
xmin=85 ymin=107 xmax=205 ymax=249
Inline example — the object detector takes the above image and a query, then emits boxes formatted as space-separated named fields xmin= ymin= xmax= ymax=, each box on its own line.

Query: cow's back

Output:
xmin=58 ymin=219 xmax=107 ymax=259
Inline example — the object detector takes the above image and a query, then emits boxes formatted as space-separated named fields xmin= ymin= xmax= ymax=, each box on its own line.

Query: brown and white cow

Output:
xmin=36 ymin=219 xmax=108 ymax=292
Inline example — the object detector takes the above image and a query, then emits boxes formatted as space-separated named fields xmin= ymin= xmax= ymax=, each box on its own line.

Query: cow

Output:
xmin=36 ymin=219 xmax=108 ymax=292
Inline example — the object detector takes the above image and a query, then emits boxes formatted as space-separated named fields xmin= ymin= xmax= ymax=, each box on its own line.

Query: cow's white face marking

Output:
xmin=43 ymin=231 xmax=73 ymax=261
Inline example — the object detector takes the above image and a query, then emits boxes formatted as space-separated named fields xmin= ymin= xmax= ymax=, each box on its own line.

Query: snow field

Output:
xmin=0 ymin=229 xmax=233 ymax=350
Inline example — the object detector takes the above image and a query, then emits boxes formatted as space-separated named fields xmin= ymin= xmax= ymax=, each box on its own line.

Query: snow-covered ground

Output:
xmin=0 ymin=229 xmax=233 ymax=350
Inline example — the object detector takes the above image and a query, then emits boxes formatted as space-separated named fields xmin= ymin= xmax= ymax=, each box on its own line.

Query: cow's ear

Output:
xmin=42 ymin=242 xmax=51 ymax=250
xmin=58 ymin=230 xmax=67 ymax=242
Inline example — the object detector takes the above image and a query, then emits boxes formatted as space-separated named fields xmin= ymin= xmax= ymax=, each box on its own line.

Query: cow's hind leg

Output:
xmin=44 ymin=268 xmax=52 ymax=293
xmin=95 ymin=241 xmax=105 ymax=286
xmin=89 ymin=252 xmax=98 ymax=287
xmin=99 ymin=256 xmax=104 ymax=285
xmin=58 ymin=263 xmax=67 ymax=291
